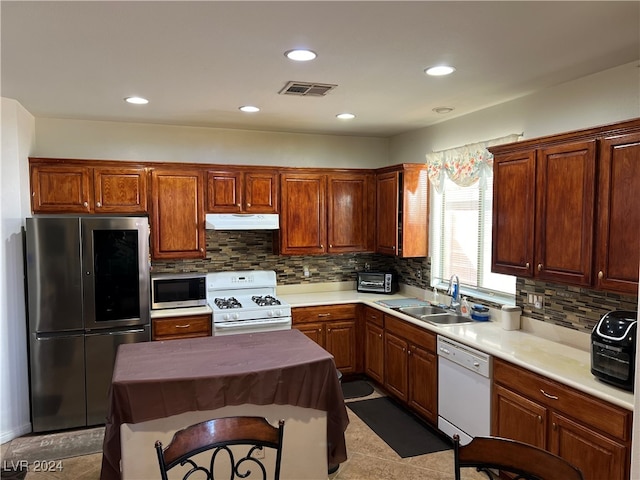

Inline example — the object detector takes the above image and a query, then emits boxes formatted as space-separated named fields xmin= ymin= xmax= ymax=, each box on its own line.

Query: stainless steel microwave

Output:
xmin=151 ymin=273 xmax=207 ymax=310
xmin=357 ymin=272 xmax=397 ymax=294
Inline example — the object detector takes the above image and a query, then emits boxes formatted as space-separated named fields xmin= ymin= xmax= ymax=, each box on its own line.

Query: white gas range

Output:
xmin=206 ymin=270 xmax=292 ymax=336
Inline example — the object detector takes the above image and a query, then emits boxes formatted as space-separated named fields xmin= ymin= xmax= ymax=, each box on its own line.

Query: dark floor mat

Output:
xmin=341 ymin=380 xmax=375 ymax=399
xmin=347 ymin=396 xmax=451 ymax=458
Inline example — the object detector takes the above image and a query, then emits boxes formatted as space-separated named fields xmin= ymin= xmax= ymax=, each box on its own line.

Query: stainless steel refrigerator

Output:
xmin=25 ymin=216 xmax=151 ymax=432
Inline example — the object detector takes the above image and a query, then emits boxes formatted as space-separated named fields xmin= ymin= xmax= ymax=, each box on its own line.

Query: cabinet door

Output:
xmin=376 ymin=171 xmax=399 ymax=255
xmin=279 ymin=173 xmax=327 ymax=254
xmin=207 ymin=170 xmax=243 ymax=213
xmin=384 ymin=331 xmax=408 ymax=402
xmin=245 ymin=171 xmax=279 ymax=213
xmin=535 ymin=141 xmax=596 ymax=285
xmin=408 ymin=343 xmax=437 ymax=424
xmin=327 ymin=173 xmax=370 ymax=253
xmin=492 ymin=384 xmax=547 ymax=449
xmin=364 ymin=321 xmax=384 ymax=384
xmin=326 ymin=320 xmax=356 ymax=374
xmin=150 ymin=169 xmax=205 ymax=259
xmin=399 ymin=167 xmax=428 ymax=258
xmin=294 ymin=322 xmax=324 ymax=346
xmin=491 ymin=151 xmax=536 ymax=276
xmin=31 ymin=164 xmax=92 ymax=213
xmin=549 ymin=413 xmax=627 ymax=480
xmin=94 ymin=167 xmax=148 ymax=213
xmin=595 ymin=133 xmax=640 ymax=294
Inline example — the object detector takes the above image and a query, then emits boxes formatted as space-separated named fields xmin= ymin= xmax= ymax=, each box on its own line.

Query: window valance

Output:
xmin=425 ymin=133 xmax=521 ymax=192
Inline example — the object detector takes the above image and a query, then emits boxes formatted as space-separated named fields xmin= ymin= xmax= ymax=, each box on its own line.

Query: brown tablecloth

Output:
xmin=100 ymin=329 xmax=349 ymax=480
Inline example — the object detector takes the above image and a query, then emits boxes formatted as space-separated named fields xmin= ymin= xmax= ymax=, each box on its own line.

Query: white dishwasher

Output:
xmin=437 ymin=335 xmax=492 ymax=445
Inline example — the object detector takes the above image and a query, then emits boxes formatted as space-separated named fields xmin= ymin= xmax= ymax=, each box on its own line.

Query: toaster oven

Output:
xmin=590 ymin=310 xmax=637 ymax=391
xmin=357 ymin=271 xmax=397 ymax=294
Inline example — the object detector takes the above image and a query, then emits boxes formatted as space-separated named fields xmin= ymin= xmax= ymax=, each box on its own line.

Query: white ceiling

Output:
xmin=2 ymin=1 xmax=639 ymax=138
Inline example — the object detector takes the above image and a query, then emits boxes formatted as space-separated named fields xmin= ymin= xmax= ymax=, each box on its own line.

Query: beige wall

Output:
xmin=32 ymin=118 xmax=390 ymax=168
xmin=389 ymin=61 xmax=640 ymax=164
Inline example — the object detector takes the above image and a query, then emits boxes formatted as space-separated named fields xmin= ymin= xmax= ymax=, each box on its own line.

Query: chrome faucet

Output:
xmin=447 ymin=274 xmax=460 ymax=313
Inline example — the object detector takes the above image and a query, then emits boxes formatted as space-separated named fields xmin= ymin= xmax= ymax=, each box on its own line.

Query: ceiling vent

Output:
xmin=279 ymin=81 xmax=337 ymax=97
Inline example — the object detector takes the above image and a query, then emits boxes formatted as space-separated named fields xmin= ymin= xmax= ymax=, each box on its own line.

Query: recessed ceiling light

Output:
xmin=433 ymin=107 xmax=454 ymax=114
xmin=239 ymin=105 xmax=260 ymax=113
xmin=336 ymin=113 xmax=355 ymax=120
xmin=285 ymin=49 xmax=317 ymax=62
xmin=424 ymin=65 xmax=456 ymax=76
xmin=124 ymin=96 xmax=149 ymax=105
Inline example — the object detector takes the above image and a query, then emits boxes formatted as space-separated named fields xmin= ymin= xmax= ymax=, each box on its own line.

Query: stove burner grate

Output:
xmin=251 ymin=295 xmax=282 ymax=307
xmin=214 ymin=297 xmax=242 ymax=309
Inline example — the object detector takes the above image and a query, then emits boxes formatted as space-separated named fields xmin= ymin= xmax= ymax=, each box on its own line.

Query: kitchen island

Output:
xmin=100 ymin=329 xmax=348 ymax=480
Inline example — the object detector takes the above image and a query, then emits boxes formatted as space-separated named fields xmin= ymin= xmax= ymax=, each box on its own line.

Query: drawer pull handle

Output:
xmin=318 ymin=313 xmax=331 ymax=317
xmin=175 ymin=324 xmax=191 ymax=328
xmin=540 ymin=389 xmax=558 ymax=400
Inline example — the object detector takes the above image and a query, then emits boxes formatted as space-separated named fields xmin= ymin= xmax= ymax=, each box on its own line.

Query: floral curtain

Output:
xmin=425 ymin=133 xmax=521 ymax=192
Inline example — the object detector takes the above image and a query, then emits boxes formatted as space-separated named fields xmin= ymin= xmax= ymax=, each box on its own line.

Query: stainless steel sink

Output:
xmin=423 ymin=313 xmax=475 ymax=325
xmin=397 ymin=305 xmax=448 ymax=316
xmin=395 ymin=305 xmax=475 ymax=326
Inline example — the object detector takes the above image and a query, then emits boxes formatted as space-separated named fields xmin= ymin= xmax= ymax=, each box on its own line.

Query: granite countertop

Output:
xmin=278 ymin=284 xmax=634 ymax=411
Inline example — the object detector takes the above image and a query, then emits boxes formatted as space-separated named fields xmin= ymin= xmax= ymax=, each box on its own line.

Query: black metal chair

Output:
xmin=155 ymin=416 xmax=285 ymax=480
xmin=453 ymin=434 xmax=584 ymax=480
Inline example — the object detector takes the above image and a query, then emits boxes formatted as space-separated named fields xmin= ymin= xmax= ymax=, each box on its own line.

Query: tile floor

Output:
xmin=2 ymin=385 xmax=483 ymax=480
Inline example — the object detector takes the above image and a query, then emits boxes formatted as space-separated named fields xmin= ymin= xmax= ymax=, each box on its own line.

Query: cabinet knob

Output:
xmin=598 ymin=271 xmax=604 ymax=279
xmin=247 ymin=203 xmax=251 ymax=207
xmin=392 ymin=246 xmax=395 ymax=251
xmin=96 ymin=201 xmax=102 ymax=208
xmin=318 ymin=328 xmax=322 ymax=333
xmin=327 ymin=328 xmax=331 ymax=333
xmin=378 ymin=334 xmax=382 ymax=338
xmin=83 ymin=201 xmax=89 ymax=207
xmin=320 ymin=244 xmax=324 ymax=249
xmin=200 ymin=247 xmax=204 ymax=252
xmin=552 ymin=422 xmax=557 ymax=431
xmin=537 ymin=263 xmax=543 ymax=271
xmin=329 ymin=244 xmax=333 ymax=248
xmin=237 ymin=203 xmax=241 ymax=207
xmin=525 ymin=262 xmax=530 ymax=268
xmin=537 ymin=415 xmax=542 ymax=423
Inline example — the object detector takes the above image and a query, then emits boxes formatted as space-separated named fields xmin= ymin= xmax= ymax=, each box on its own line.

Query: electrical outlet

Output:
xmin=303 ymin=265 xmax=310 ymax=277
xmin=416 ymin=269 xmax=422 ymax=279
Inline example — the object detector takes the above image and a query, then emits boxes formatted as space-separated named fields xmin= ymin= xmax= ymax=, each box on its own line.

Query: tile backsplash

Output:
xmin=153 ymin=230 xmax=638 ymax=333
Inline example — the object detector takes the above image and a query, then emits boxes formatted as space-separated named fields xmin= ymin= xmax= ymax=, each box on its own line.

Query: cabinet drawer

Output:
xmin=152 ymin=314 xmax=212 ymax=340
xmin=292 ymin=304 xmax=357 ymax=323
xmin=384 ymin=314 xmax=436 ymax=352
xmin=494 ymin=359 xmax=631 ymax=441
xmin=362 ymin=306 xmax=384 ymax=327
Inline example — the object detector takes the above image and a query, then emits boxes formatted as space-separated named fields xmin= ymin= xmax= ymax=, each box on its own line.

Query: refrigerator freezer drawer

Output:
xmin=85 ymin=326 xmax=150 ymax=426
xmin=30 ymin=333 xmax=86 ymax=432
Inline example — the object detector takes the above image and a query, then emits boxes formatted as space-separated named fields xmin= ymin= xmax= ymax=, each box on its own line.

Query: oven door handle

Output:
xmin=215 ymin=317 xmax=292 ymax=329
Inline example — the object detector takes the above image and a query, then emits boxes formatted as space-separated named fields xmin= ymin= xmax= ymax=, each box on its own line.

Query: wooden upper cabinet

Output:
xmin=206 ymin=169 xmax=278 ymax=213
xmin=376 ymin=171 xmax=399 ymax=255
xmin=279 ymin=173 xmax=327 ymax=255
xmin=279 ymin=170 xmax=374 ymax=255
xmin=150 ymin=168 xmax=205 ymax=259
xmin=491 ymin=150 xmax=536 ymax=277
xmin=376 ymin=165 xmax=428 ymax=258
xmin=535 ymin=140 xmax=596 ymax=285
xmin=30 ymin=159 xmax=147 ymax=214
xmin=93 ymin=167 xmax=147 ymax=213
xmin=327 ymin=173 xmax=374 ymax=253
xmin=31 ymin=163 xmax=93 ymax=213
xmin=595 ymin=132 xmax=640 ymax=294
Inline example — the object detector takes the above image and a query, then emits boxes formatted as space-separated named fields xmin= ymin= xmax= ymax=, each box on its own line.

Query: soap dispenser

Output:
xmin=460 ymin=297 xmax=471 ymax=317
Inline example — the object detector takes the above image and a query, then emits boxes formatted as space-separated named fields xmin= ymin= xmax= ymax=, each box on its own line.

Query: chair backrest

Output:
xmin=155 ymin=416 xmax=285 ymax=480
xmin=453 ymin=435 xmax=584 ymax=480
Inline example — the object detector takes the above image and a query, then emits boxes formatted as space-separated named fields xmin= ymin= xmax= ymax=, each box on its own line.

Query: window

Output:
xmin=430 ymin=173 xmax=516 ymax=302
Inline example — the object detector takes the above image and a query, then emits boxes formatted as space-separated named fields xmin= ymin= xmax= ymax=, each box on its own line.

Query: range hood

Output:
xmin=205 ymin=213 xmax=280 ymax=230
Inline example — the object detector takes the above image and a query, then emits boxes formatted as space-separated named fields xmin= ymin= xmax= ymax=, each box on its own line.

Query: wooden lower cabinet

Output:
xmin=152 ymin=314 xmax=212 ymax=340
xmin=292 ymin=304 xmax=357 ymax=374
xmin=383 ymin=314 xmax=437 ymax=424
xmin=363 ymin=306 xmax=384 ymax=384
xmin=493 ymin=358 xmax=631 ymax=480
